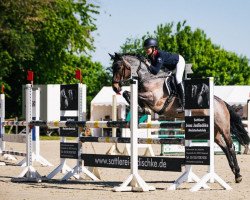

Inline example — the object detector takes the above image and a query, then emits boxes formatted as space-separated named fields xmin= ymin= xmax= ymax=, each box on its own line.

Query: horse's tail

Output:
xmin=225 ymin=102 xmax=250 ymax=146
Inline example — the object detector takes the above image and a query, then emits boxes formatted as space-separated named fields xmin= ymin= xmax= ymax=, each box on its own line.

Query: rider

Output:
xmin=143 ymin=38 xmax=186 ymax=113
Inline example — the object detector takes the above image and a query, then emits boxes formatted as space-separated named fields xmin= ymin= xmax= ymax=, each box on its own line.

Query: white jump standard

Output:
xmin=0 ymin=87 xmax=52 ymax=168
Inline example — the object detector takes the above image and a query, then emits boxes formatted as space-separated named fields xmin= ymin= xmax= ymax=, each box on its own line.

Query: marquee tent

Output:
xmin=90 ymin=86 xmax=130 ymax=136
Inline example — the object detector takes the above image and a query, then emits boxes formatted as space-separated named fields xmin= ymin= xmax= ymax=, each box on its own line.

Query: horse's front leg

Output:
xmin=138 ymin=91 xmax=154 ymax=114
xmin=122 ymin=90 xmax=146 ymax=114
xmin=138 ymin=91 xmax=154 ymax=103
xmin=122 ymin=90 xmax=131 ymax=104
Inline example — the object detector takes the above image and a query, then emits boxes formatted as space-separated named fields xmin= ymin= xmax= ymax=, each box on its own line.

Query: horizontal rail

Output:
xmin=2 ymin=120 xmax=185 ymax=129
xmin=80 ymin=136 xmax=184 ymax=145
xmin=1 ymin=150 xmax=26 ymax=157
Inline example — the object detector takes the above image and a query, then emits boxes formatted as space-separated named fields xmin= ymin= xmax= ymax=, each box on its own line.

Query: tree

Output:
xmin=0 ymin=0 xmax=111 ymax=117
xmin=121 ymin=21 xmax=250 ymax=85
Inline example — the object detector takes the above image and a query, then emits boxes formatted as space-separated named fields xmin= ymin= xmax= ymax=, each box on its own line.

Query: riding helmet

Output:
xmin=143 ymin=38 xmax=158 ymax=49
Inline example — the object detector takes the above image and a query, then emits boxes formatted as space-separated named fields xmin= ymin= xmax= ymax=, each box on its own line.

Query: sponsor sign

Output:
xmin=60 ymin=116 xmax=78 ymax=137
xmin=81 ymin=154 xmax=185 ymax=172
xmin=185 ymin=146 xmax=210 ymax=165
xmin=185 ymin=116 xmax=210 ymax=140
xmin=60 ymin=142 xmax=78 ymax=159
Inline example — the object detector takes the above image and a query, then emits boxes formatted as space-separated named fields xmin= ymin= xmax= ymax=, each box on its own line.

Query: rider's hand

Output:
xmin=145 ymin=60 xmax=151 ymax=67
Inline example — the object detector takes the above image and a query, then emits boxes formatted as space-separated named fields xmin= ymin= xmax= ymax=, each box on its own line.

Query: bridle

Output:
xmin=112 ymin=56 xmax=142 ymax=86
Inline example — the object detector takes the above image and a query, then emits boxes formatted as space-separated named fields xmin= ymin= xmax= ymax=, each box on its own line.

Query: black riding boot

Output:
xmin=176 ymin=82 xmax=185 ymax=113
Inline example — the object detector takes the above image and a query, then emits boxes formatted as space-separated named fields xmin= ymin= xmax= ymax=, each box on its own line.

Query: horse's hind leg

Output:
xmin=221 ymin=129 xmax=242 ymax=183
xmin=215 ymin=133 xmax=235 ymax=174
xmin=229 ymin=144 xmax=242 ymax=183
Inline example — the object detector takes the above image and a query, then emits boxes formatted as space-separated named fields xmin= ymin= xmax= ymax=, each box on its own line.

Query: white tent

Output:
xmin=90 ymin=86 xmax=130 ymax=136
xmin=214 ymin=86 xmax=250 ymax=104
xmin=214 ymin=86 xmax=250 ymax=119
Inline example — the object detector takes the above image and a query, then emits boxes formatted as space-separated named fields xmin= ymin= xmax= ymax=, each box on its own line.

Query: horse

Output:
xmin=110 ymin=52 xmax=250 ymax=183
xmin=60 ymin=88 xmax=75 ymax=110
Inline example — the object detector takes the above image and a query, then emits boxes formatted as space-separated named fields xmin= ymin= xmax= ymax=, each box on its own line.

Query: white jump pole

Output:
xmin=13 ymin=84 xmax=42 ymax=182
xmin=114 ymin=74 xmax=155 ymax=192
xmin=106 ymin=94 xmax=121 ymax=155
xmin=31 ymin=88 xmax=53 ymax=166
xmin=0 ymin=93 xmax=5 ymax=155
xmin=248 ymin=99 xmax=250 ymax=133
xmin=112 ymin=94 xmax=117 ymax=137
xmin=0 ymin=93 xmax=6 ymax=166
xmin=143 ymin=115 xmax=155 ymax=156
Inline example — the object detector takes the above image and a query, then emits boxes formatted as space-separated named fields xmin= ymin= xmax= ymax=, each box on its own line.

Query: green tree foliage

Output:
xmin=121 ymin=21 xmax=250 ymax=85
xmin=0 ymin=0 xmax=111 ymax=117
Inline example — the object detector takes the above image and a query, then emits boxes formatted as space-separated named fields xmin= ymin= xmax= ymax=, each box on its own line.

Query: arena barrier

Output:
xmin=7 ymin=78 xmax=232 ymax=192
xmin=0 ymin=90 xmax=52 ymax=167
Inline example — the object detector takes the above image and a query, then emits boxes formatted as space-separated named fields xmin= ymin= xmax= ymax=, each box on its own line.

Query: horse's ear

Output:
xmin=114 ymin=52 xmax=121 ymax=59
xmin=109 ymin=53 xmax=115 ymax=60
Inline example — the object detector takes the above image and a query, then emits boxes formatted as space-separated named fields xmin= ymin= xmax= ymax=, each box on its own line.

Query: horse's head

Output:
xmin=109 ymin=53 xmax=148 ymax=93
xmin=110 ymin=53 xmax=147 ymax=94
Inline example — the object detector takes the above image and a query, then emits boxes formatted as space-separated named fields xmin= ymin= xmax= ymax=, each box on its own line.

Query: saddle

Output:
xmin=153 ymin=70 xmax=177 ymax=97
xmin=164 ymin=74 xmax=178 ymax=97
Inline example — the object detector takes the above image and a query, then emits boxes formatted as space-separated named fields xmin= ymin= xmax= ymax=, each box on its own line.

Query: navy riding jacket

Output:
xmin=148 ymin=50 xmax=179 ymax=74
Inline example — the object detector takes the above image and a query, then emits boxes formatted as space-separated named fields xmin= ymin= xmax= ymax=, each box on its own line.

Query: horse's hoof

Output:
xmin=235 ymin=175 xmax=242 ymax=183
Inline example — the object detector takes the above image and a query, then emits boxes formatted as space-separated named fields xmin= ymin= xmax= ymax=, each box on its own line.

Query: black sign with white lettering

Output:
xmin=185 ymin=116 xmax=210 ymax=140
xmin=60 ymin=142 xmax=78 ymax=159
xmin=81 ymin=154 xmax=185 ymax=172
xmin=185 ymin=146 xmax=210 ymax=165
xmin=185 ymin=78 xmax=210 ymax=109
xmin=60 ymin=84 xmax=78 ymax=110
xmin=60 ymin=116 xmax=78 ymax=137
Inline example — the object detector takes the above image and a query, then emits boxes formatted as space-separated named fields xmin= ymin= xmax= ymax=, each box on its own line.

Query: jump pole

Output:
xmin=106 ymin=94 xmax=121 ymax=155
xmin=113 ymin=73 xmax=155 ymax=191
xmin=11 ymin=84 xmax=42 ymax=182
xmin=0 ymin=93 xmax=5 ymax=156
xmin=18 ymin=88 xmax=53 ymax=167
xmin=0 ymin=91 xmax=5 ymax=166
xmin=248 ymin=99 xmax=250 ymax=133
xmin=247 ymin=99 xmax=250 ymax=154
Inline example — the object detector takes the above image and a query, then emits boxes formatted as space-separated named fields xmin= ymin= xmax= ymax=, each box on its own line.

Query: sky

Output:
xmin=90 ymin=0 xmax=250 ymax=67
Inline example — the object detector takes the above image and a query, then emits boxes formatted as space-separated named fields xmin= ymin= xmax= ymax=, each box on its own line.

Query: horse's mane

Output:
xmin=119 ymin=53 xmax=146 ymax=61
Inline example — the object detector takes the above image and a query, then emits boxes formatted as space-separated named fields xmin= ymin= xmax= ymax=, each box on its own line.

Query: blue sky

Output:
xmin=90 ymin=0 xmax=250 ymax=67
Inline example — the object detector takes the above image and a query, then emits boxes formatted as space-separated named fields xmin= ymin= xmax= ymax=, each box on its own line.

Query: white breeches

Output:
xmin=175 ymin=55 xmax=185 ymax=84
